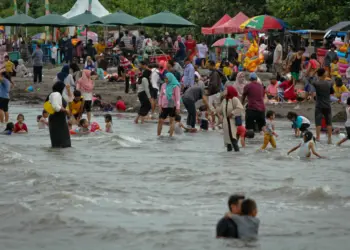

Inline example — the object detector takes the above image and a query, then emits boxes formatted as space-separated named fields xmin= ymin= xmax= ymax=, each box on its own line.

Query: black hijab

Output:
xmin=45 ymin=81 xmax=66 ymax=101
xmin=138 ymin=69 xmax=152 ymax=84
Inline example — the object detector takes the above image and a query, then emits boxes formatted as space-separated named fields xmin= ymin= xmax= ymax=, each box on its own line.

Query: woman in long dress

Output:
xmin=48 ymin=81 xmax=71 ymax=148
xmin=53 ymin=64 xmax=75 ymax=103
xmin=135 ymin=69 xmax=152 ymax=124
xmin=220 ymin=85 xmax=244 ymax=152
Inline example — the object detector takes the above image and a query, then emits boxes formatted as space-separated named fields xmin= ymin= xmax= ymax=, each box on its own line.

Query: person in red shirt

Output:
xmin=184 ymin=35 xmax=197 ymax=61
xmin=14 ymin=113 xmax=28 ymax=133
xmin=116 ymin=96 xmax=126 ymax=112
xmin=279 ymin=77 xmax=297 ymax=101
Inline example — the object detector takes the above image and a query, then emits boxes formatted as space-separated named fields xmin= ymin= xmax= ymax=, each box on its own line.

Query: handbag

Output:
xmin=43 ymin=100 xmax=55 ymax=115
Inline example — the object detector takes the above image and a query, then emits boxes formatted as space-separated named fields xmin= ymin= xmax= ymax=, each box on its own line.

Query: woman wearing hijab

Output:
xmin=53 ymin=64 xmax=75 ymax=103
xmin=219 ymin=85 xmax=244 ymax=152
xmin=135 ymin=69 xmax=152 ymax=124
xmin=174 ymin=35 xmax=186 ymax=65
xmin=233 ymin=72 xmax=246 ymax=100
xmin=76 ymin=70 xmax=96 ymax=124
xmin=47 ymin=81 xmax=71 ymax=148
xmin=157 ymin=72 xmax=181 ymax=137
xmin=70 ymin=62 xmax=81 ymax=81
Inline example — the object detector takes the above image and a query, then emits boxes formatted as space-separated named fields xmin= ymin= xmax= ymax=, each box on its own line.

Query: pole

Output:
xmin=25 ymin=0 xmax=29 ymax=37
xmin=45 ymin=0 xmax=50 ymax=42
xmin=88 ymin=0 xmax=92 ymax=12
xmin=13 ymin=0 xmax=17 ymax=38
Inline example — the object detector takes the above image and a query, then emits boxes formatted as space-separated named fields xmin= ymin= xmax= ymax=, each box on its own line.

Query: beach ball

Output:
xmin=26 ymin=86 xmax=34 ymax=92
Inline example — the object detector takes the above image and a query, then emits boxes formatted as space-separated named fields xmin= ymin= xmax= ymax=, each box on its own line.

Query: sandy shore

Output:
xmin=9 ymin=67 xmax=347 ymax=122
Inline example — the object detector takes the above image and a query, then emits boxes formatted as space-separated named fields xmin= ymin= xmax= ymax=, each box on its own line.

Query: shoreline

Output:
xmin=9 ymin=68 xmax=347 ymax=122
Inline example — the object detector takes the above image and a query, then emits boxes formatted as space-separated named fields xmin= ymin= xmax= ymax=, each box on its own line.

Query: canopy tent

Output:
xmin=326 ymin=21 xmax=350 ymax=32
xmin=63 ymin=0 xmax=109 ymax=18
xmin=0 ymin=14 xmax=36 ymax=26
xmin=136 ymin=11 xmax=195 ymax=27
xmin=68 ymin=10 xmax=104 ymax=26
xmin=102 ymin=10 xmax=140 ymax=25
xmin=34 ymin=14 xmax=73 ymax=26
xmin=201 ymin=14 xmax=231 ymax=35
xmin=214 ymin=12 xmax=249 ymax=34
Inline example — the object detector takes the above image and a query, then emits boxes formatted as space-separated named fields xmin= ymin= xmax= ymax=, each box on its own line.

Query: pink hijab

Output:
xmin=233 ymin=72 xmax=246 ymax=97
xmin=77 ymin=70 xmax=94 ymax=93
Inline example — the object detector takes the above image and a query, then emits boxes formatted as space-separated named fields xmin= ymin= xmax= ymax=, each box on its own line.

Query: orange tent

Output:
xmin=201 ymin=14 xmax=231 ymax=35
xmin=214 ymin=12 xmax=249 ymax=34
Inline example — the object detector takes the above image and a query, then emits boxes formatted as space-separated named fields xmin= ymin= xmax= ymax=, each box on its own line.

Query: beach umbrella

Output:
xmin=102 ymin=10 xmax=140 ymax=25
xmin=32 ymin=32 xmax=48 ymax=40
xmin=212 ymin=37 xmax=241 ymax=47
xmin=0 ymin=14 xmax=36 ymax=26
xmin=68 ymin=10 xmax=104 ymax=26
xmin=136 ymin=11 xmax=195 ymax=28
xmin=34 ymin=14 xmax=73 ymax=26
xmin=239 ymin=15 xmax=288 ymax=31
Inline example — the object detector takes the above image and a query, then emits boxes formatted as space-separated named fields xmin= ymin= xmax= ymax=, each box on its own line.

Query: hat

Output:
xmin=165 ymin=32 xmax=169 ymax=36
xmin=249 ymin=72 xmax=257 ymax=80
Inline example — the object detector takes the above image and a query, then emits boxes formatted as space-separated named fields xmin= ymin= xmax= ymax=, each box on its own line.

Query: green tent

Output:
xmin=136 ymin=11 xmax=195 ymax=27
xmin=68 ymin=11 xmax=104 ymax=26
xmin=102 ymin=10 xmax=140 ymax=25
xmin=34 ymin=14 xmax=73 ymax=27
xmin=0 ymin=14 xmax=36 ymax=26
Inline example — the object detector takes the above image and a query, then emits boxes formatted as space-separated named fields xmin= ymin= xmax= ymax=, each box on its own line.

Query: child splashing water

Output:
xmin=37 ymin=110 xmax=49 ymax=129
xmin=78 ymin=118 xmax=90 ymax=134
xmin=104 ymin=114 xmax=113 ymax=133
xmin=288 ymin=131 xmax=324 ymax=158
xmin=261 ymin=111 xmax=278 ymax=150
xmin=1 ymin=122 xmax=14 ymax=135
xmin=287 ymin=112 xmax=311 ymax=137
xmin=337 ymin=97 xmax=350 ymax=146
xmin=14 ymin=114 xmax=28 ymax=133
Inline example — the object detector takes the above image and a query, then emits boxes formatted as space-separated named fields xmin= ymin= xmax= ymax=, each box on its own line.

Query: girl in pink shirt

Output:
xmin=266 ymin=78 xmax=278 ymax=100
xmin=157 ymin=72 xmax=181 ymax=137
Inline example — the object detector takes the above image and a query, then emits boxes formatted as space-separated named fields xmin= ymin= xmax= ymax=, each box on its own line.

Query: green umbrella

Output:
xmin=136 ymin=11 xmax=195 ymax=27
xmin=68 ymin=10 xmax=104 ymax=26
xmin=34 ymin=14 xmax=73 ymax=27
xmin=102 ymin=10 xmax=140 ymax=25
xmin=0 ymin=13 xmax=36 ymax=26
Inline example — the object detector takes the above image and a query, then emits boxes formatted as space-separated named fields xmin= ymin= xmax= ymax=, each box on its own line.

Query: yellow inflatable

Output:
xmin=243 ymin=41 xmax=264 ymax=72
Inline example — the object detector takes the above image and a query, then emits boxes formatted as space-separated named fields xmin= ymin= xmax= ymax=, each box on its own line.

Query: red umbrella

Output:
xmin=201 ymin=14 xmax=231 ymax=35
xmin=214 ymin=12 xmax=249 ymax=34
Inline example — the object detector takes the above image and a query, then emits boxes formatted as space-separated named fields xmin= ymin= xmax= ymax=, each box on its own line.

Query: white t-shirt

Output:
xmin=82 ymin=92 xmax=93 ymax=101
xmin=197 ymin=44 xmax=208 ymax=59
xmin=51 ymin=47 xmax=57 ymax=60
xmin=273 ymin=44 xmax=283 ymax=64
xmin=151 ymin=68 xmax=160 ymax=90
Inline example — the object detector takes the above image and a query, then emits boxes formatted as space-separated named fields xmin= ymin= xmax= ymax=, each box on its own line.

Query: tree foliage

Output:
xmin=0 ymin=0 xmax=348 ymax=32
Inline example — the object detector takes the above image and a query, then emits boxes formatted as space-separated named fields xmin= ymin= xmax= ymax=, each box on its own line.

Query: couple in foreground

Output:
xmin=216 ymin=195 xmax=259 ymax=240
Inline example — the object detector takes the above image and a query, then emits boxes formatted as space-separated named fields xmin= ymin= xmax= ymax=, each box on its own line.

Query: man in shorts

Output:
xmin=0 ymin=72 xmax=11 ymax=123
xmin=310 ymin=68 xmax=333 ymax=143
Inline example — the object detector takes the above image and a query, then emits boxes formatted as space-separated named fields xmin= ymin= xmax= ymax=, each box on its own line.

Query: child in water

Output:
xmin=288 ymin=131 xmax=324 ymax=158
xmin=226 ymin=199 xmax=260 ymax=240
xmin=174 ymin=115 xmax=190 ymax=135
xmin=78 ymin=118 xmax=90 ymax=134
xmin=104 ymin=114 xmax=113 ymax=133
xmin=199 ymin=105 xmax=209 ymax=131
xmin=261 ymin=111 xmax=278 ymax=150
xmin=236 ymin=126 xmax=255 ymax=148
xmin=287 ymin=112 xmax=311 ymax=137
xmin=69 ymin=90 xmax=84 ymax=123
xmin=1 ymin=122 xmax=14 ymax=135
xmin=14 ymin=114 xmax=28 ymax=133
xmin=37 ymin=110 xmax=49 ymax=129
xmin=337 ymin=97 xmax=350 ymax=146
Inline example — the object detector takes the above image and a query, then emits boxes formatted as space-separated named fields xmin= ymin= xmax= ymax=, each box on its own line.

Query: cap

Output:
xmin=249 ymin=72 xmax=257 ymax=80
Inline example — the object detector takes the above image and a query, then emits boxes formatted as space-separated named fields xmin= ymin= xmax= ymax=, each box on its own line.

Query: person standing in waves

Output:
xmin=216 ymin=195 xmax=245 ymax=238
xmin=47 ymin=81 xmax=71 ymax=148
xmin=219 ymin=86 xmax=244 ymax=152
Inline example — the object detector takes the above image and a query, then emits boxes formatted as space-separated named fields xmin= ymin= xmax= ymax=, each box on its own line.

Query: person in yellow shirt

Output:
xmin=3 ymin=55 xmax=15 ymax=75
xmin=69 ymin=90 xmax=84 ymax=123
xmin=333 ymin=77 xmax=349 ymax=99
xmin=223 ymin=61 xmax=233 ymax=78
xmin=330 ymin=58 xmax=340 ymax=78
xmin=94 ymin=40 xmax=106 ymax=56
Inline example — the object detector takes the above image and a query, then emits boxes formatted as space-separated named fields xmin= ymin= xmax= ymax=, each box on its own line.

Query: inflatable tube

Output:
xmin=337 ymin=52 xmax=346 ymax=58
xmin=69 ymin=130 xmax=77 ymax=135
xmin=339 ymin=58 xmax=348 ymax=64
xmin=339 ymin=63 xmax=348 ymax=68
xmin=317 ymin=48 xmax=327 ymax=56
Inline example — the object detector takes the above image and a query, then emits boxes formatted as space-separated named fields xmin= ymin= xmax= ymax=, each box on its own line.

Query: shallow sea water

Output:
xmin=1 ymin=105 xmax=350 ymax=250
